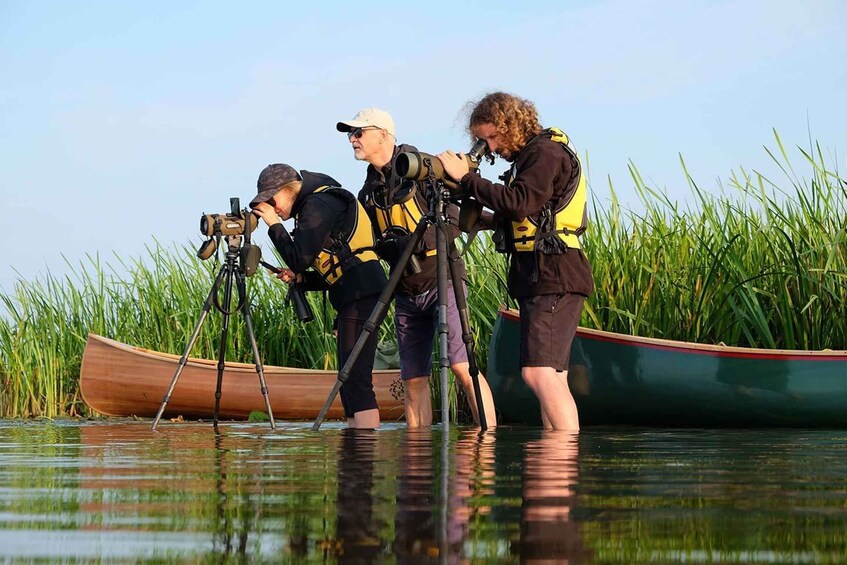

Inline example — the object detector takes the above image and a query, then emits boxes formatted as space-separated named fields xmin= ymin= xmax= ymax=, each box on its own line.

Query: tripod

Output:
xmin=312 ymin=165 xmax=488 ymax=431
xmin=151 ymin=235 xmax=276 ymax=431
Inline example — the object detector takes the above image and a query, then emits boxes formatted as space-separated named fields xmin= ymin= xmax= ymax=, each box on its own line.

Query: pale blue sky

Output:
xmin=1 ymin=0 xmax=845 ymax=291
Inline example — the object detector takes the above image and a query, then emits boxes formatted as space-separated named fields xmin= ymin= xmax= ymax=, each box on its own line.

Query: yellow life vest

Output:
xmin=371 ymin=184 xmax=437 ymax=257
xmin=501 ymin=127 xmax=587 ymax=253
xmin=307 ymin=186 xmax=380 ymax=285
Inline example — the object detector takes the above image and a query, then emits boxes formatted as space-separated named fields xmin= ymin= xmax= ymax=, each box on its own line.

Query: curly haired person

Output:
xmin=437 ymin=93 xmax=594 ymax=430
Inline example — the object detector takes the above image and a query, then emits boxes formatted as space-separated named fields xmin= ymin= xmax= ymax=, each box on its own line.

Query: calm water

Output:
xmin=1 ymin=421 xmax=846 ymax=563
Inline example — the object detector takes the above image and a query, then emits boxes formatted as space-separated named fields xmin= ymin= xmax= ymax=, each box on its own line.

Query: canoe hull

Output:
xmin=488 ymin=309 xmax=847 ymax=427
xmin=80 ymin=334 xmax=405 ymax=421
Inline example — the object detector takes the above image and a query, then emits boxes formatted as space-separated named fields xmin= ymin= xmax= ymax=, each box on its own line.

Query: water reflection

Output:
xmin=2 ymin=422 xmax=847 ymax=562
xmin=211 ymin=431 xmax=251 ymax=559
xmin=450 ymin=429 xmax=496 ymax=557
xmin=393 ymin=429 xmax=438 ymax=560
xmin=335 ymin=428 xmax=383 ymax=562
xmin=392 ymin=428 xmax=499 ymax=563
xmin=516 ymin=431 xmax=588 ymax=563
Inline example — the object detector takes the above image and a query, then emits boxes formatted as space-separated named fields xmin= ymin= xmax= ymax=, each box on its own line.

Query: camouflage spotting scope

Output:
xmin=200 ymin=209 xmax=258 ymax=238
xmin=196 ymin=198 xmax=261 ymax=277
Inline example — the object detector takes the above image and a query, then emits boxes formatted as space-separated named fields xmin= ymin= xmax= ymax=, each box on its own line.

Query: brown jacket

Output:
xmin=461 ymin=135 xmax=594 ymax=298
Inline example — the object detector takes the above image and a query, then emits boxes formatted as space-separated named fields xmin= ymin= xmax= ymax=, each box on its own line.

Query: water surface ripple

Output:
xmin=1 ymin=421 xmax=846 ymax=562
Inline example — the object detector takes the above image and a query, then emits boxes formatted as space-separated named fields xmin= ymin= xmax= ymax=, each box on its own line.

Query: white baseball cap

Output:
xmin=336 ymin=108 xmax=396 ymax=138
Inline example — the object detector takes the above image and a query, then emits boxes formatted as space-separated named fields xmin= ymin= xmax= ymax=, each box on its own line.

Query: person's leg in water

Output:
xmin=539 ymin=370 xmax=570 ymax=429
xmin=337 ymin=297 xmax=381 ymax=429
xmin=444 ymin=281 xmax=496 ymax=428
xmin=395 ymin=290 xmax=436 ymax=427
xmin=519 ymin=293 xmax=584 ymax=431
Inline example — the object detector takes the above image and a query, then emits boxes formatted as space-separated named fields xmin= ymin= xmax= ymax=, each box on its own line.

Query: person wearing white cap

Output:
xmin=337 ymin=108 xmax=497 ymax=428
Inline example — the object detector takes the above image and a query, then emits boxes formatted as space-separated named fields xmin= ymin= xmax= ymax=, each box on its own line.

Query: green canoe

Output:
xmin=488 ymin=308 xmax=847 ymax=427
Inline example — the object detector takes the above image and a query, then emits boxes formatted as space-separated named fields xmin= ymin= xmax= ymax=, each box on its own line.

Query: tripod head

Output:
xmin=197 ymin=197 xmax=262 ymax=277
xmin=418 ymin=158 xmax=469 ymax=233
xmin=416 ymin=156 xmax=484 ymax=235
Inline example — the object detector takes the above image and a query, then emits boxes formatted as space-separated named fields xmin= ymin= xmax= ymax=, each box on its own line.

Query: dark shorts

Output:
xmin=394 ymin=282 xmax=469 ymax=380
xmin=336 ymin=296 xmax=380 ymax=418
xmin=517 ymin=293 xmax=584 ymax=371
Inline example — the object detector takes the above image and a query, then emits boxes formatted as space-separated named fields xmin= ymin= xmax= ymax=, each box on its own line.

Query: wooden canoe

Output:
xmin=488 ymin=308 xmax=847 ymax=427
xmin=80 ymin=333 xmax=406 ymax=421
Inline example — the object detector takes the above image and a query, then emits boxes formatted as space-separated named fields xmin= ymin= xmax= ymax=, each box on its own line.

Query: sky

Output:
xmin=1 ymin=0 xmax=845 ymax=293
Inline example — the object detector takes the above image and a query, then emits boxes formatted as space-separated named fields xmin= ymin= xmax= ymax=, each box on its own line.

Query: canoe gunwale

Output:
xmin=499 ymin=308 xmax=847 ymax=360
xmin=83 ymin=333 xmax=401 ymax=375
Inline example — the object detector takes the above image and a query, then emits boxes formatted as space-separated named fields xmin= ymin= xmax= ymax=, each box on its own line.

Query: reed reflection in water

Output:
xmin=2 ymin=421 xmax=847 ymax=562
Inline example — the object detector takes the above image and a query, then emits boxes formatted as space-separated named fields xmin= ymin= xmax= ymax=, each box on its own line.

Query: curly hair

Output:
xmin=467 ymin=92 xmax=542 ymax=155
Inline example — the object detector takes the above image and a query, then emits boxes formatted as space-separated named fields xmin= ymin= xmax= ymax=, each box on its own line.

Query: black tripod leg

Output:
xmin=448 ymin=257 xmax=487 ymax=430
xmin=236 ymin=270 xmax=276 ymax=429
xmin=435 ymin=214 xmax=451 ymax=430
xmin=312 ymin=219 xmax=430 ymax=431
xmin=213 ymin=265 xmax=236 ymax=430
xmin=152 ymin=264 xmax=227 ymax=431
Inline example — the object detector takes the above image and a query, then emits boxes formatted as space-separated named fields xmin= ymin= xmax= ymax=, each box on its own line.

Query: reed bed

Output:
xmin=584 ymin=131 xmax=846 ymax=350
xmin=1 ymin=132 xmax=844 ymax=417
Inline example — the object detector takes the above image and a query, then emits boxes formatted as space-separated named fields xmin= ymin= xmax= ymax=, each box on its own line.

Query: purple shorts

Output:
xmin=394 ymin=282 xmax=469 ymax=380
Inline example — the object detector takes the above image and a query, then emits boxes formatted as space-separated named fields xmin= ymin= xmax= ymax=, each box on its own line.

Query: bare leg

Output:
xmin=451 ymin=361 xmax=497 ymax=428
xmin=540 ymin=370 xmax=570 ymax=429
xmin=348 ymin=408 xmax=380 ymax=429
xmin=523 ymin=366 xmax=579 ymax=431
xmin=404 ymin=376 xmax=432 ymax=428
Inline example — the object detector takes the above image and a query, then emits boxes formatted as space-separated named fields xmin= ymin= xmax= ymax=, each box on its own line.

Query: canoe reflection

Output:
xmin=18 ymin=422 xmax=847 ymax=563
xmin=77 ymin=423 xmax=586 ymax=561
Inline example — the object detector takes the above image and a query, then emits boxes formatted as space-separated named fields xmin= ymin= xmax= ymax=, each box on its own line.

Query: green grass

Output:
xmin=1 ymin=131 xmax=845 ymax=417
xmin=583 ymin=130 xmax=846 ymax=350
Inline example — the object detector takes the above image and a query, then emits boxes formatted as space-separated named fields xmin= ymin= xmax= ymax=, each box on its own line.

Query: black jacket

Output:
xmin=359 ymin=145 xmax=467 ymax=296
xmin=269 ymin=170 xmax=387 ymax=310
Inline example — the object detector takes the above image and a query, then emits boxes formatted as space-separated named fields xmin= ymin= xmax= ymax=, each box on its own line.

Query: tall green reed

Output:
xmin=584 ymin=130 xmax=846 ymax=350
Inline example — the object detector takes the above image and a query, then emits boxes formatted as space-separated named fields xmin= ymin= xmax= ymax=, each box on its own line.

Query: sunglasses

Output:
xmin=347 ymin=126 xmax=380 ymax=140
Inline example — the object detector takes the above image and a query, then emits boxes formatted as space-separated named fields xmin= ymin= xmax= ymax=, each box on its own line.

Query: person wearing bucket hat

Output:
xmin=337 ymin=108 xmax=497 ymax=429
xmin=251 ymin=163 xmax=388 ymax=428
